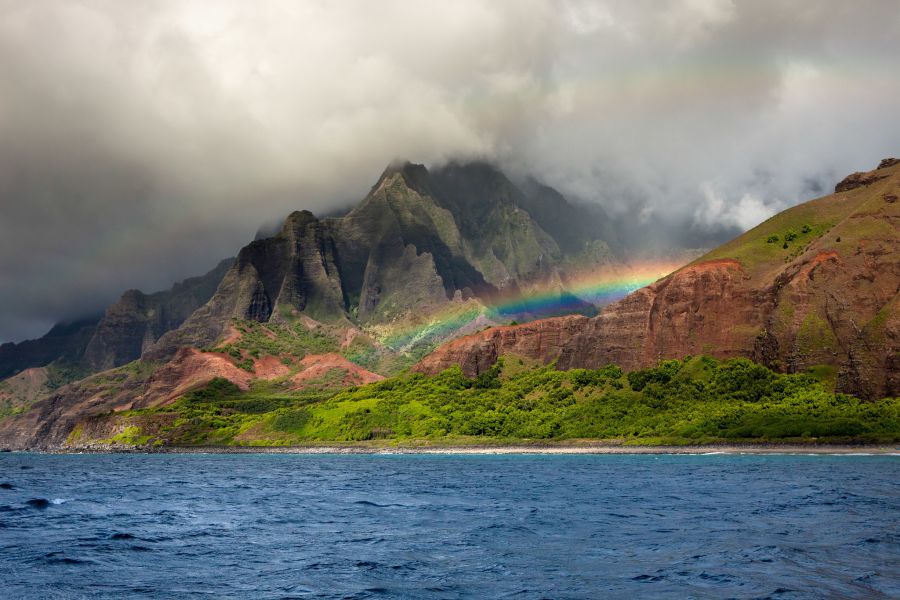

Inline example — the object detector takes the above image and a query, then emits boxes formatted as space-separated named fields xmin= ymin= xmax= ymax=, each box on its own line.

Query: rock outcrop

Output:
xmin=556 ymin=259 xmax=769 ymax=371
xmin=417 ymin=159 xmax=900 ymax=400
xmin=834 ymin=158 xmax=896 ymax=192
xmin=146 ymin=213 xmax=348 ymax=359
xmin=414 ymin=316 xmax=589 ymax=376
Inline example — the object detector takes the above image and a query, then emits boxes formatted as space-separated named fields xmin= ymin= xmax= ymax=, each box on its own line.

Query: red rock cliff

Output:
xmin=414 ymin=315 xmax=589 ymax=376
xmin=416 ymin=159 xmax=900 ymax=400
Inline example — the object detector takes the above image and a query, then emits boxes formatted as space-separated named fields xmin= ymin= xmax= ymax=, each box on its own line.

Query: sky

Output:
xmin=1 ymin=0 xmax=899 ymax=343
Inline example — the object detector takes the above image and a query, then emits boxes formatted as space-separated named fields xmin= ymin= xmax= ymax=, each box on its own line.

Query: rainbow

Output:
xmin=377 ymin=260 xmax=682 ymax=351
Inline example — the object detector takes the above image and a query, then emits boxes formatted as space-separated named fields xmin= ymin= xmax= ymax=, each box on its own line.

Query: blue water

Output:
xmin=0 ymin=453 xmax=898 ymax=599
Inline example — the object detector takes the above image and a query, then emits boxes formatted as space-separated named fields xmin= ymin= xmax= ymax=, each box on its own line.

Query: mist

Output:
xmin=1 ymin=0 xmax=898 ymax=342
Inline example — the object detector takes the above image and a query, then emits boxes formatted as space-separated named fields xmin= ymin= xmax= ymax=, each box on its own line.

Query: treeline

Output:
xmin=112 ymin=356 xmax=899 ymax=446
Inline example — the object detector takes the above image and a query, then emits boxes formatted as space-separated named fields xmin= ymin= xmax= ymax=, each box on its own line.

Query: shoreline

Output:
xmin=18 ymin=442 xmax=899 ymax=455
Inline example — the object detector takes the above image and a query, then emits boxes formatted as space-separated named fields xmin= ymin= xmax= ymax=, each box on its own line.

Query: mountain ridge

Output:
xmin=144 ymin=161 xmax=620 ymax=362
xmin=0 ymin=259 xmax=233 ymax=380
xmin=415 ymin=158 xmax=900 ymax=400
xmin=0 ymin=160 xmax=641 ymax=447
xmin=2 ymin=161 xmax=625 ymax=382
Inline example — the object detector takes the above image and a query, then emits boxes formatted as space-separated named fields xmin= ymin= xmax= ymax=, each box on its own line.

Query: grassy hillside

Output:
xmin=67 ymin=356 xmax=899 ymax=448
xmin=698 ymin=194 xmax=850 ymax=273
xmin=696 ymin=160 xmax=898 ymax=278
xmin=0 ymin=361 xmax=91 ymax=418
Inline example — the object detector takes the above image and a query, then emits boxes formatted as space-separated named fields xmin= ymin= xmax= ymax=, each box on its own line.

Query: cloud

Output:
xmin=696 ymin=182 xmax=780 ymax=231
xmin=1 ymin=0 xmax=898 ymax=341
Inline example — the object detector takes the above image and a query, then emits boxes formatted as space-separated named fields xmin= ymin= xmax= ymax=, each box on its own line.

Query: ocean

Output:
xmin=0 ymin=453 xmax=897 ymax=599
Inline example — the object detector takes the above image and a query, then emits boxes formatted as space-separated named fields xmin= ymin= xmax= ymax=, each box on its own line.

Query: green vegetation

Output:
xmin=211 ymin=319 xmax=339 ymax=358
xmin=83 ymin=356 xmax=899 ymax=447
xmin=103 ymin=426 xmax=152 ymax=446
xmin=0 ymin=397 xmax=27 ymax=419
xmin=699 ymin=186 xmax=856 ymax=270
xmin=45 ymin=360 xmax=92 ymax=391
xmin=1 ymin=359 xmax=102 ymax=419
xmin=204 ymin=318 xmax=410 ymax=376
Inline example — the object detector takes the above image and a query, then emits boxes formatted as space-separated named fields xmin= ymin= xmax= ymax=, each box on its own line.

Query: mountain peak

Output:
xmin=373 ymin=161 xmax=431 ymax=195
xmin=280 ymin=210 xmax=318 ymax=235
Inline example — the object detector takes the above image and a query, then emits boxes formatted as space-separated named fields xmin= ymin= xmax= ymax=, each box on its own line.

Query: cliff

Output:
xmin=0 ymin=259 xmax=232 ymax=380
xmin=0 ymin=317 xmax=99 ymax=380
xmin=414 ymin=316 xmax=589 ymax=377
xmin=0 ymin=161 xmax=627 ymax=449
xmin=417 ymin=159 xmax=900 ymax=400
xmin=84 ymin=258 xmax=233 ymax=370
xmin=145 ymin=162 xmax=610 ymax=360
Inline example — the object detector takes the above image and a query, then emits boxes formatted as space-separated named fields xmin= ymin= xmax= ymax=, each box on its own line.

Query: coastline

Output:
xmin=21 ymin=441 xmax=899 ymax=455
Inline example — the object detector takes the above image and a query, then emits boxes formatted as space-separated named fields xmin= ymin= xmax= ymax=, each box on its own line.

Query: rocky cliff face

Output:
xmin=0 ymin=317 xmax=99 ymax=380
xmin=84 ymin=259 xmax=233 ymax=370
xmin=0 ymin=259 xmax=232 ymax=380
xmin=554 ymin=259 xmax=770 ymax=371
xmin=146 ymin=213 xmax=348 ymax=359
xmin=417 ymin=159 xmax=900 ymax=400
xmin=414 ymin=316 xmax=590 ymax=376
xmin=146 ymin=162 xmax=613 ymax=360
xmin=0 ymin=160 xmax=628 ymax=449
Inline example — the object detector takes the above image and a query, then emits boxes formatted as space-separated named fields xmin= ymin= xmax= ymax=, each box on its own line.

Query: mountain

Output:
xmin=0 ymin=160 xmax=681 ymax=385
xmin=516 ymin=177 xmax=621 ymax=255
xmin=0 ymin=317 xmax=100 ymax=381
xmin=0 ymin=259 xmax=232 ymax=380
xmin=0 ymin=161 xmax=638 ymax=449
xmin=84 ymin=259 xmax=234 ymax=371
xmin=145 ymin=161 xmax=621 ymax=362
xmin=416 ymin=158 xmax=900 ymax=400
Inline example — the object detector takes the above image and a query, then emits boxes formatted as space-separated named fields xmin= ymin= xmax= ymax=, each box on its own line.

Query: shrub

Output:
xmin=473 ymin=361 xmax=502 ymax=389
xmin=272 ymin=409 xmax=311 ymax=432
xmin=710 ymin=358 xmax=775 ymax=402
xmin=627 ymin=359 xmax=683 ymax=391
xmin=182 ymin=378 xmax=241 ymax=403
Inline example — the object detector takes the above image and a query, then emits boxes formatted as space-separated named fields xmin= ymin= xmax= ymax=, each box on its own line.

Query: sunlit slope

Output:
xmin=418 ymin=159 xmax=899 ymax=400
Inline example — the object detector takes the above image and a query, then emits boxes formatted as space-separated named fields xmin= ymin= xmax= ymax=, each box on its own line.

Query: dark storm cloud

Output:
xmin=1 ymin=0 xmax=898 ymax=342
